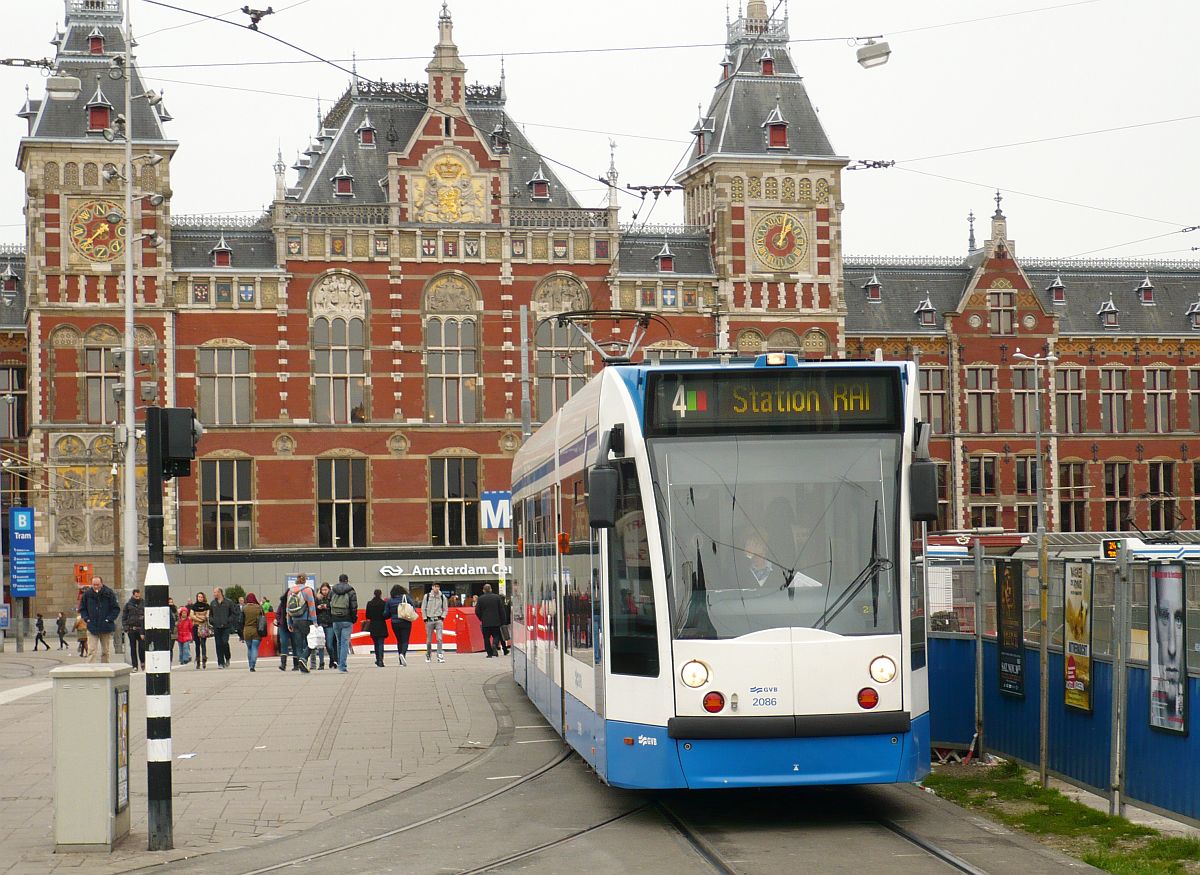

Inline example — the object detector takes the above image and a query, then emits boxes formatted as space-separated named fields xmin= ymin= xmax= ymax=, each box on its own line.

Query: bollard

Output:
xmin=50 ymin=664 xmax=132 ymax=852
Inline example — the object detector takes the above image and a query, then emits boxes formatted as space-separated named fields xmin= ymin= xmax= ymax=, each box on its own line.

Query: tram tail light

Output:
xmin=558 ymin=532 xmax=570 ymax=554
xmin=857 ymin=687 xmax=880 ymax=709
xmin=702 ymin=691 xmax=725 ymax=713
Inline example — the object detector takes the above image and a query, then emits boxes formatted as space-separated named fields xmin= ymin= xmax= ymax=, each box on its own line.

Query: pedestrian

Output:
xmin=168 ymin=598 xmax=178 ymax=662
xmin=241 ymin=593 xmax=263 ymax=671
xmin=329 ymin=573 xmax=358 ymax=673
xmin=56 ymin=612 xmax=68 ymax=649
xmin=365 ymin=588 xmax=388 ymax=667
xmin=421 ymin=582 xmax=449 ymax=663
xmin=282 ymin=575 xmax=316 ymax=673
xmin=79 ymin=575 xmax=121 ymax=663
xmin=233 ymin=596 xmax=245 ymax=642
xmin=75 ymin=615 xmax=89 ymax=656
xmin=275 ymin=584 xmax=294 ymax=670
xmin=121 ymin=589 xmax=146 ymax=670
xmin=209 ymin=587 xmax=235 ymax=669
xmin=307 ymin=621 xmax=328 ymax=670
xmin=33 ymin=613 xmax=50 ymax=650
xmin=315 ymin=582 xmax=337 ymax=670
xmin=261 ymin=595 xmax=273 ymax=615
xmin=176 ymin=607 xmax=193 ymax=665
xmin=475 ymin=584 xmax=508 ymax=658
xmin=501 ymin=597 xmax=513 ymax=651
xmin=189 ymin=591 xmax=211 ymax=669
xmin=384 ymin=584 xmax=416 ymax=666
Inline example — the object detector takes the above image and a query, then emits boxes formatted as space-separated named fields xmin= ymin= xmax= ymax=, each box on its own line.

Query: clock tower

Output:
xmin=676 ymin=0 xmax=847 ymax=357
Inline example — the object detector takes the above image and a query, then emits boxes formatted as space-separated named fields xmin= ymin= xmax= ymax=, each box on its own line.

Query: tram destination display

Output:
xmin=647 ymin=368 xmax=901 ymax=435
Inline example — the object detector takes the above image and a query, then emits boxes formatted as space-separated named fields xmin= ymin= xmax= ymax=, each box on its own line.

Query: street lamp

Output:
xmin=1013 ymin=346 xmax=1057 ymax=789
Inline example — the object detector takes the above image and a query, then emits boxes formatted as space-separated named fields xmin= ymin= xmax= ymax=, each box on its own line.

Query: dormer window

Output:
xmin=691 ymin=113 xmax=714 ymax=158
xmin=762 ymin=99 xmax=788 ymax=149
xmin=1186 ymin=298 xmax=1200 ymax=330
xmin=1 ymin=263 xmax=18 ymax=293
xmin=1098 ymin=296 xmax=1119 ymax=329
xmin=490 ymin=123 xmax=510 ymax=154
xmin=331 ymin=160 xmax=354 ymax=197
xmin=210 ymin=235 xmax=233 ymax=268
xmin=655 ymin=242 xmax=675 ymax=273
xmin=356 ymin=113 xmax=376 ymax=147
xmin=914 ymin=295 xmax=936 ymax=327
xmin=863 ymin=272 xmax=882 ymax=302
xmin=1137 ymin=276 xmax=1154 ymax=305
xmin=87 ymin=27 xmax=105 ymax=55
xmin=759 ymin=50 xmax=775 ymax=76
xmin=528 ymin=165 xmax=550 ymax=201
xmin=720 ymin=53 xmax=733 ymax=81
xmin=1047 ymin=275 xmax=1065 ymax=305
xmin=85 ymin=77 xmax=113 ymax=132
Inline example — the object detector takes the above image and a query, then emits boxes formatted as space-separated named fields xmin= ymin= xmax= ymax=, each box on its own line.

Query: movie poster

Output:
xmin=1063 ymin=561 xmax=1093 ymax=713
xmin=1149 ymin=562 xmax=1187 ymax=734
xmin=996 ymin=559 xmax=1025 ymax=698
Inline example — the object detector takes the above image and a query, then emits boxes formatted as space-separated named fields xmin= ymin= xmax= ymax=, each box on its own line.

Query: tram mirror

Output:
xmin=910 ymin=458 xmax=938 ymax=523
xmin=588 ymin=465 xmax=619 ymax=528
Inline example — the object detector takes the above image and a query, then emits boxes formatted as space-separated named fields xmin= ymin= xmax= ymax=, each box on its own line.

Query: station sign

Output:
xmin=481 ymin=492 xmax=512 ymax=530
xmin=9 ymin=507 xmax=36 ymax=598
xmin=378 ymin=560 xmax=513 ymax=579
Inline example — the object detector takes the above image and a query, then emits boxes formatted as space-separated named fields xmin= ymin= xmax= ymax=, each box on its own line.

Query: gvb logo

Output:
xmin=637 ymin=735 xmax=657 ymax=747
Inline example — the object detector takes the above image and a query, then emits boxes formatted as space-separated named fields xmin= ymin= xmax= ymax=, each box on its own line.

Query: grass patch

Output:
xmin=923 ymin=762 xmax=1198 ymax=874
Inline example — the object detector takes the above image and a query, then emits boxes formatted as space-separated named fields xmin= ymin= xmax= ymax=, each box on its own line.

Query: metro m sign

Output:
xmin=482 ymin=491 xmax=512 ymax=530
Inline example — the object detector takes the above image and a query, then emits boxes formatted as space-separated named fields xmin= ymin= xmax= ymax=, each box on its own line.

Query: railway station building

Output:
xmin=6 ymin=0 xmax=1200 ymax=615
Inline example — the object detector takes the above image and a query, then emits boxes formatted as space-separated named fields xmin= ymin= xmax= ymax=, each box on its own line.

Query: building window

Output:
xmin=936 ymin=462 xmax=951 ymax=532
xmin=1100 ymin=368 xmax=1129 ymax=434
xmin=644 ymin=345 xmax=697 ymax=363
xmin=0 ymin=367 xmax=27 ymax=439
xmin=1104 ymin=462 xmax=1131 ymax=531
xmin=968 ymin=456 xmax=997 ymax=495
xmin=85 ymin=346 xmax=120 ymax=424
xmin=1190 ymin=370 xmax=1200 ymax=430
xmin=431 ymin=456 xmax=479 ymax=546
xmin=1012 ymin=368 xmax=1040 ymax=433
xmin=426 ymin=316 xmax=477 ymax=424
xmin=1015 ymin=456 xmax=1039 ymax=496
xmin=1016 ymin=504 xmax=1039 ymax=532
xmin=197 ymin=347 xmax=251 ymax=425
xmin=965 ymin=367 xmax=995 ymax=433
xmin=1194 ymin=462 xmax=1200 ymax=532
xmin=313 ymin=316 xmax=367 ymax=424
xmin=536 ymin=318 xmax=587 ymax=422
xmin=200 ymin=458 xmax=252 ymax=550
xmin=918 ymin=367 xmax=945 ymax=433
xmin=1148 ymin=461 xmax=1177 ymax=530
xmin=767 ymin=123 xmax=787 ymax=148
xmin=988 ymin=290 xmax=1015 ymax=335
xmin=1058 ymin=462 xmax=1087 ymax=532
xmin=1055 ymin=368 xmax=1085 ymax=434
xmin=970 ymin=505 xmax=999 ymax=528
xmin=1145 ymin=368 xmax=1173 ymax=433
xmin=317 ymin=458 xmax=367 ymax=548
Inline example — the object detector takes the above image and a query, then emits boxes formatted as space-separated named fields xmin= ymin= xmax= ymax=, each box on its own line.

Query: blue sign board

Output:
xmin=481 ymin=491 xmax=512 ymax=530
xmin=0 ymin=603 xmax=9 ymax=630
xmin=9 ymin=507 xmax=36 ymax=598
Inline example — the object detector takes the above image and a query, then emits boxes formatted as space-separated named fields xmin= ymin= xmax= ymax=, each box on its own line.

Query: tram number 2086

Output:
xmin=752 ymin=697 xmax=778 ymax=707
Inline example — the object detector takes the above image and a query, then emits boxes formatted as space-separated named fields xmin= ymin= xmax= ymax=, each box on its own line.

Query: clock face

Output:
xmin=69 ymin=199 xmax=126 ymax=262
xmin=752 ymin=211 xmax=808 ymax=271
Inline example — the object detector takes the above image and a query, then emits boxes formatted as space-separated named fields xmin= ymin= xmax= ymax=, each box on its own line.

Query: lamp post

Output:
xmin=1013 ymin=347 xmax=1057 ymax=788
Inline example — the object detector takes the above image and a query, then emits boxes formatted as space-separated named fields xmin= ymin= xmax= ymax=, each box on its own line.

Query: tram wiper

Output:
xmin=814 ymin=501 xmax=892 ymax=631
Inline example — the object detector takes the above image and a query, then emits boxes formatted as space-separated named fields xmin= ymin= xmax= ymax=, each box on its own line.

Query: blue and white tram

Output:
xmin=509 ymin=355 xmax=939 ymax=789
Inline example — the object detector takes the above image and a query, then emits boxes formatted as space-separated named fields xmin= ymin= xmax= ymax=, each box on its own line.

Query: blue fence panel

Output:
xmin=1047 ymin=651 xmax=1111 ymax=792
xmin=1124 ymin=668 xmax=1200 ymax=821
xmin=981 ymin=640 xmax=1041 ymax=765
xmin=928 ymin=636 xmax=976 ymax=747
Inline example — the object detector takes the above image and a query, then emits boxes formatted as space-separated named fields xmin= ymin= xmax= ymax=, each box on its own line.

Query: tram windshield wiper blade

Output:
xmin=815 ymin=501 xmax=892 ymax=631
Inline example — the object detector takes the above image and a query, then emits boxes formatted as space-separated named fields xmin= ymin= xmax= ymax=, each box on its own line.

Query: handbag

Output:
xmin=256 ymin=612 xmax=267 ymax=636
xmin=197 ymin=621 xmax=212 ymax=639
xmin=397 ymin=601 xmax=418 ymax=623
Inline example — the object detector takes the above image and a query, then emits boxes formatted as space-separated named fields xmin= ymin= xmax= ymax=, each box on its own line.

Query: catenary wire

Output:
xmin=138 ymin=0 xmax=315 ymax=39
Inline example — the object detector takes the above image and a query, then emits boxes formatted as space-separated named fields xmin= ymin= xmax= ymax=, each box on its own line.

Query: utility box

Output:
xmin=50 ymin=664 xmax=132 ymax=852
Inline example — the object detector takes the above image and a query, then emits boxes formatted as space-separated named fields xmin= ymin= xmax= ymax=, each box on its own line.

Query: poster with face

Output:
xmin=1063 ymin=561 xmax=1093 ymax=713
xmin=996 ymin=559 xmax=1025 ymax=698
xmin=1149 ymin=562 xmax=1187 ymax=734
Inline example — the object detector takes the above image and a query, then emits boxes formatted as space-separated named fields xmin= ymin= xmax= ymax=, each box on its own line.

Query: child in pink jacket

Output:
xmin=176 ymin=607 xmax=194 ymax=665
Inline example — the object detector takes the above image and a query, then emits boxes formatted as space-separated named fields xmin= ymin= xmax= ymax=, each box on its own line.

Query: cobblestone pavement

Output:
xmin=0 ymin=645 xmax=507 ymax=874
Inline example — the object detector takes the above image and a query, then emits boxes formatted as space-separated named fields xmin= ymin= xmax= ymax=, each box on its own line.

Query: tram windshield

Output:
xmin=648 ymin=433 xmax=900 ymax=639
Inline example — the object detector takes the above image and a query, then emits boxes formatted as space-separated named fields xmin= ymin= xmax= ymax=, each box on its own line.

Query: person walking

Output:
xmin=241 ymin=593 xmax=263 ymax=671
xmin=75 ymin=615 xmax=89 ymax=657
xmin=365 ymin=589 xmax=388 ymax=667
xmin=384 ymin=584 xmax=416 ymax=666
xmin=189 ymin=592 xmax=212 ymax=669
xmin=176 ymin=607 xmax=194 ymax=666
xmin=261 ymin=595 xmax=273 ymax=615
xmin=33 ymin=614 xmax=49 ymax=650
xmin=232 ymin=596 xmax=245 ymax=643
xmin=56 ymin=612 xmax=68 ymax=650
xmin=329 ymin=574 xmax=358 ymax=673
xmin=475 ymin=584 xmax=508 ymax=658
xmin=283 ymin=575 xmax=316 ymax=673
xmin=314 ymin=582 xmax=337 ymax=670
xmin=421 ymin=582 xmax=449 ymax=663
xmin=121 ymin=589 xmax=146 ymax=670
xmin=168 ymin=598 xmax=178 ymax=663
xmin=307 ymin=621 xmax=328 ymax=670
xmin=209 ymin=588 xmax=235 ymax=669
xmin=79 ymin=575 xmax=120 ymax=663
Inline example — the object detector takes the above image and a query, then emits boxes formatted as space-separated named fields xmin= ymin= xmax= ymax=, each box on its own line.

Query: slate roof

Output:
xmin=618 ymin=234 xmax=715 ymax=276
xmin=0 ymin=251 xmax=27 ymax=329
xmin=170 ymin=227 xmax=279 ymax=271
xmin=843 ymin=259 xmax=971 ymax=335
xmin=1026 ymin=264 xmax=1200 ymax=336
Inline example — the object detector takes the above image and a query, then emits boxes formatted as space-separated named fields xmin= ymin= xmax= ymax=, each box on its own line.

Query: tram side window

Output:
xmin=511 ymin=500 xmax=525 ymax=648
xmin=608 ymin=459 xmax=659 ymax=677
xmin=562 ymin=473 xmax=598 ymax=664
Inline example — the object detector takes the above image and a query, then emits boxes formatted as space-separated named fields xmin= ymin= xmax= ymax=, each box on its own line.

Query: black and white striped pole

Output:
xmin=144 ymin=407 xmax=201 ymax=852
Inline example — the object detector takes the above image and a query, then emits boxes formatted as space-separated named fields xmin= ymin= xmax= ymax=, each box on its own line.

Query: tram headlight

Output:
xmin=680 ymin=660 xmax=710 ymax=688
xmin=869 ymin=656 xmax=897 ymax=684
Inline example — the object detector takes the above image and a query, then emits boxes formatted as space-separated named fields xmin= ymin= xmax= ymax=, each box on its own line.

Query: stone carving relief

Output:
xmin=261 ymin=279 xmax=279 ymax=307
xmin=49 ymin=325 xmax=82 ymax=349
xmin=274 ymin=433 xmax=296 ymax=456
xmin=412 ymin=152 xmax=486 ymax=224
xmin=532 ymin=274 xmax=589 ymax=313
xmin=425 ymin=274 xmax=477 ymax=313
xmin=802 ymin=329 xmax=829 ymax=355
xmin=798 ymin=178 xmax=812 ymax=200
xmin=815 ymin=179 xmax=830 ymax=203
xmin=43 ymin=161 xmax=59 ymax=191
xmin=84 ymin=324 xmax=120 ymax=345
xmin=737 ymin=329 xmax=765 ymax=353
xmin=387 ymin=432 xmax=410 ymax=456
xmin=990 ymin=278 xmax=1014 ymax=289
xmin=499 ymin=431 xmax=521 ymax=454
xmin=766 ymin=328 xmax=802 ymax=350
xmin=54 ymin=434 xmax=86 ymax=458
xmin=311 ymin=272 xmax=366 ymax=319
xmin=731 ymin=177 xmax=744 ymax=202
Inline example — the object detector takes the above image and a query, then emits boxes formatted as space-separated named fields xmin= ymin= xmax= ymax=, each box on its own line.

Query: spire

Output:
xmin=351 ymin=51 xmax=359 ymax=96
xmin=967 ymin=210 xmax=976 ymax=253
xmin=499 ymin=55 xmax=506 ymax=100
xmin=990 ymin=190 xmax=1008 ymax=245
xmin=427 ymin=2 xmax=467 ymax=104
xmin=993 ymin=189 xmax=1004 ymax=218
xmin=607 ymin=139 xmax=619 ymax=210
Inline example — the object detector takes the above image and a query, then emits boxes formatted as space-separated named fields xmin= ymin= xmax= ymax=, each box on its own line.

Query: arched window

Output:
xmin=426 ymin=317 xmax=477 ymax=423
xmin=312 ymin=316 xmax=366 ymax=423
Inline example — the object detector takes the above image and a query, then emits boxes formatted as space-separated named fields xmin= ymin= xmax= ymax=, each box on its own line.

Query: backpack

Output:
xmin=330 ymin=588 xmax=353 ymax=619
xmin=286 ymin=588 xmax=308 ymax=618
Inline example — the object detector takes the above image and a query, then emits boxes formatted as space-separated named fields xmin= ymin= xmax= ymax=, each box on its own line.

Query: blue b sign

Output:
xmin=9 ymin=507 xmax=36 ymax=598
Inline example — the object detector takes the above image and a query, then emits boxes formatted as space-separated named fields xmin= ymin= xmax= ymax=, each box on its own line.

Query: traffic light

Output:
xmin=148 ymin=407 xmax=203 ymax=481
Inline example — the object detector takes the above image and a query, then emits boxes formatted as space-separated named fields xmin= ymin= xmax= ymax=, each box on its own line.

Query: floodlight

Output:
xmin=856 ymin=39 xmax=891 ymax=69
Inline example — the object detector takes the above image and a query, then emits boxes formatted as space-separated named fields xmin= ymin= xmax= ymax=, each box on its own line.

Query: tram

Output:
xmin=510 ymin=353 xmax=938 ymax=789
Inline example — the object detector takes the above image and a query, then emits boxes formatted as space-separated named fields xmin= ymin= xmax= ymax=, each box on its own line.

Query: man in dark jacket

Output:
xmin=79 ymin=575 xmax=121 ymax=663
xmin=329 ymin=574 xmax=359 ymax=673
xmin=475 ymin=584 xmax=508 ymax=658
xmin=121 ymin=589 xmax=146 ymax=671
xmin=209 ymin=588 xmax=236 ymax=669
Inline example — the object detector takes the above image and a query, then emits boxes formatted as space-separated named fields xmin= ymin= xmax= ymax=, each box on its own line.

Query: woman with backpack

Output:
xmin=188 ymin=592 xmax=212 ymax=669
xmin=384 ymin=584 xmax=416 ymax=666
xmin=314 ymin=583 xmax=337 ymax=670
xmin=241 ymin=593 xmax=263 ymax=671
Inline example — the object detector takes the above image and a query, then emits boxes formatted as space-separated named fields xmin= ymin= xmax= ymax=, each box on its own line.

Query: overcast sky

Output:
xmin=2 ymin=0 xmax=1197 ymax=262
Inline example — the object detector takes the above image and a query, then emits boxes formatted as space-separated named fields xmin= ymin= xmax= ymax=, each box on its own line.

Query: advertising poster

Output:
xmin=996 ymin=559 xmax=1025 ymax=698
xmin=115 ymin=688 xmax=129 ymax=813
xmin=1063 ymin=561 xmax=1093 ymax=713
xmin=1149 ymin=562 xmax=1187 ymax=734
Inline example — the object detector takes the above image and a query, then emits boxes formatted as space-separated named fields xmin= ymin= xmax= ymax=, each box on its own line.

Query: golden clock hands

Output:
xmin=773 ymin=218 xmax=793 ymax=249
xmin=86 ymin=222 xmax=110 ymax=245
